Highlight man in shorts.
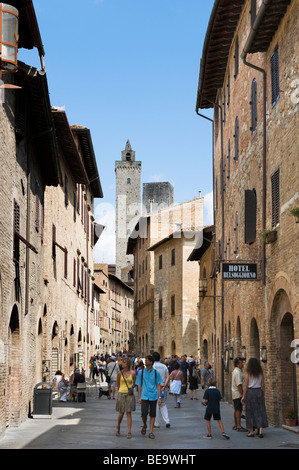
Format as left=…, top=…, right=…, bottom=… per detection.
left=106, top=356, right=119, bottom=399
left=231, top=357, right=247, bottom=431
left=136, top=355, right=163, bottom=439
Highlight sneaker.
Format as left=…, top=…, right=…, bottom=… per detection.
left=203, top=434, right=212, bottom=439
left=237, top=427, right=247, bottom=432
left=222, top=432, right=230, bottom=440
left=166, top=423, right=171, bottom=428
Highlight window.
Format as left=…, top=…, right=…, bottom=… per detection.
left=251, top=0, right=257, bottom=28
left=234, top=212, right=239, bottom=256
left=227, top=140, right=231, bottom=180
left=271, top=46, right=280, bottom=106
left=227, top=74, right=230, bottom=106
left=64, top=174, right=69, bottom=207
left=234, top=37, right=239, bottom=79
left=127, top=178, right=131, bottom=184
left=159, top=298, right=162, bottom=319
left=245, top=190, right=257, bottom=244
left=234, top=117, right=239, bottom=161
left=159, top=254, right=163, bottom=270
left=171, top=295, right=175, bottom=316
left=171, top=248, right=175, bottom=266
left=251, top=79, right=257, bottom=133
left=271, top=167, right=280, bottom=227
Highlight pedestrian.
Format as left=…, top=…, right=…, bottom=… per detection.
left=135, top=355, right=163, bottom=439
left=201, top=361, right=214, bottom=390
left=115, top=357, right=136, bottom=439
left=135, top=360, right=144, bottom=376
left=168, top=354, right=179, bottom=373
left=202, top=378, right=230, bottom=440
left=53, top=370, right=69, bottom=402
left=241, top=357, right=268, bottom=438
left=106, top=356, right=119, bottom=399
left=179, top=355, right=189, bottom=395
left=72, top=368, right=86, bottom=402
left=188, top=360, right=200, bottom=400
left=168, top=363, right=183, bottom=408
left=152, top=351, right=171, bottom=429
left=231, top=357, right=247, bottom=432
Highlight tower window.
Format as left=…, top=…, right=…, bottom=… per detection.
left=126, top=153, right=131, bottom=161
left=127, top=178, right=131, bottom=184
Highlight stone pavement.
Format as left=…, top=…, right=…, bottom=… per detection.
left=0, top=382, right=298, bottom=451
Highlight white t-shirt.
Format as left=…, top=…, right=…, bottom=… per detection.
left=232, top=367, right=244, bottom=399
left=106, top=361, right=119, bottom=381
left=153, top=361, right=168, bottom=383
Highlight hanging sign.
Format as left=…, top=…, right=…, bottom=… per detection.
left=222, top=263, right=257, bottom=280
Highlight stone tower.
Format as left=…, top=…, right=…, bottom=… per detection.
left=115, top=140, right=141, bottom=277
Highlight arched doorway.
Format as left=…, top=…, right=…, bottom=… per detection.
left=7, top=305, right=21, bottom=426
left=270, top=288, right=297, bottom=425
left=250, top=318, right=260, bottom=359
left=171, top=340, right=176, bottom=356
left=279, top=313, right=297, bottom=422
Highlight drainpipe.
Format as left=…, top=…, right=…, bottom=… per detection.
left=241, top=0, right=271, bottom=285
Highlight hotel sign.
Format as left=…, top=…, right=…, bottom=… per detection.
left=222, top=263, right=257, bottom=280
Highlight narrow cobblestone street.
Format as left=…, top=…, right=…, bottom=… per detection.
left=0, top=382, right=298, bottom=451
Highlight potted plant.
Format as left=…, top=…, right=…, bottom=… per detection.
left=289, top=207, right=299, bottom=223
left=260, top=228, right=277, bottom=244
left=284, top=408, right=297, bottom=426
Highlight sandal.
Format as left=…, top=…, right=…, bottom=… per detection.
left=141, top=426, right=147, bottom=435
left=149, top=432, right=155, bottom=439
left=116, top=429, right=120, bottom=436
left=127, top=432, right=132, bottom=439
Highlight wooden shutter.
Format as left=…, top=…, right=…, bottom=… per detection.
left=271, top=46, right=279, bottom=106
left=271, top=167, right=280, bottom=227
left=245, top=190, right=257, bottom=244
left=13, top=199, right=20, bottom=261
left=234, top=37, right=239, bottom=78
left=64, top=174, right=69, bottom=207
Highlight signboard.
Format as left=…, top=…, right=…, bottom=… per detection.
left=222, top=263, right=257, bottom=280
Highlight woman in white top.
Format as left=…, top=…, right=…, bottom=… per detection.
left=242, top=358, right=268, bottom=437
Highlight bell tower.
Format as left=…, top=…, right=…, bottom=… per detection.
left=115, top=140, right=141, bottom=278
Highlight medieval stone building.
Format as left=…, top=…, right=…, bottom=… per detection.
left=195, top=0, right=298, bottom=426
left=115, top=140, right=141, bottom=278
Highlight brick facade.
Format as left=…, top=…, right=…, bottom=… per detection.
left=196, top=0, right=299, bottom=425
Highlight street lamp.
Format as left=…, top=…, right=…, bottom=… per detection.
left=0, top=3, right=19, bottom=72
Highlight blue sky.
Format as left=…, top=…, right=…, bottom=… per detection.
left=19, top=0, right=214, bottom=263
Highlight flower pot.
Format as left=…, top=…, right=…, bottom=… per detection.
left=284, top=419, right=297, bottom=426
left=265, top=231, right=277, bottom=244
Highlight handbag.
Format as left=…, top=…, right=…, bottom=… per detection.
left=106, top=363, right=116, bottom=384
left=121, top=371, right=134, bottom=395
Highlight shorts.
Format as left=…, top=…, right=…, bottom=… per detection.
left=233, top=397, right=242, bottom=411
left=204, top=411, right=221, bottom=421
left=141, top=399, right=157, bottom=418
left=109, top=381, right=116, bottom=388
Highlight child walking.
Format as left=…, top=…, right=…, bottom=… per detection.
left=203, top=378, right=230, bottom=440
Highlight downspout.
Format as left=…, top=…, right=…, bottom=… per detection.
left=196, top=94, right=225, bottom=396
left=241, top=0, right=270, bottom=285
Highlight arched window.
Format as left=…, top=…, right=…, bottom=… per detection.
left=127, top=178, right=131, bottom=184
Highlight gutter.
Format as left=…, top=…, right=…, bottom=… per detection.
left=241, top=0, right=271, bottom=286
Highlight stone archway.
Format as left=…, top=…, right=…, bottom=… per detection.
left=270, top=288, right=297, bottom=425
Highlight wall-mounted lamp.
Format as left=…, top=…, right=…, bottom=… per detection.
left=260, top=345, right=267, bottom=363
left=241, top=345, right=246, bottom=360
left=0, top=3, right=19, bottom=72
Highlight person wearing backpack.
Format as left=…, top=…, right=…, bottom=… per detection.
left=135, top=355, right=163, bottom=439
left=106, top=356, right=119, bottom=399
